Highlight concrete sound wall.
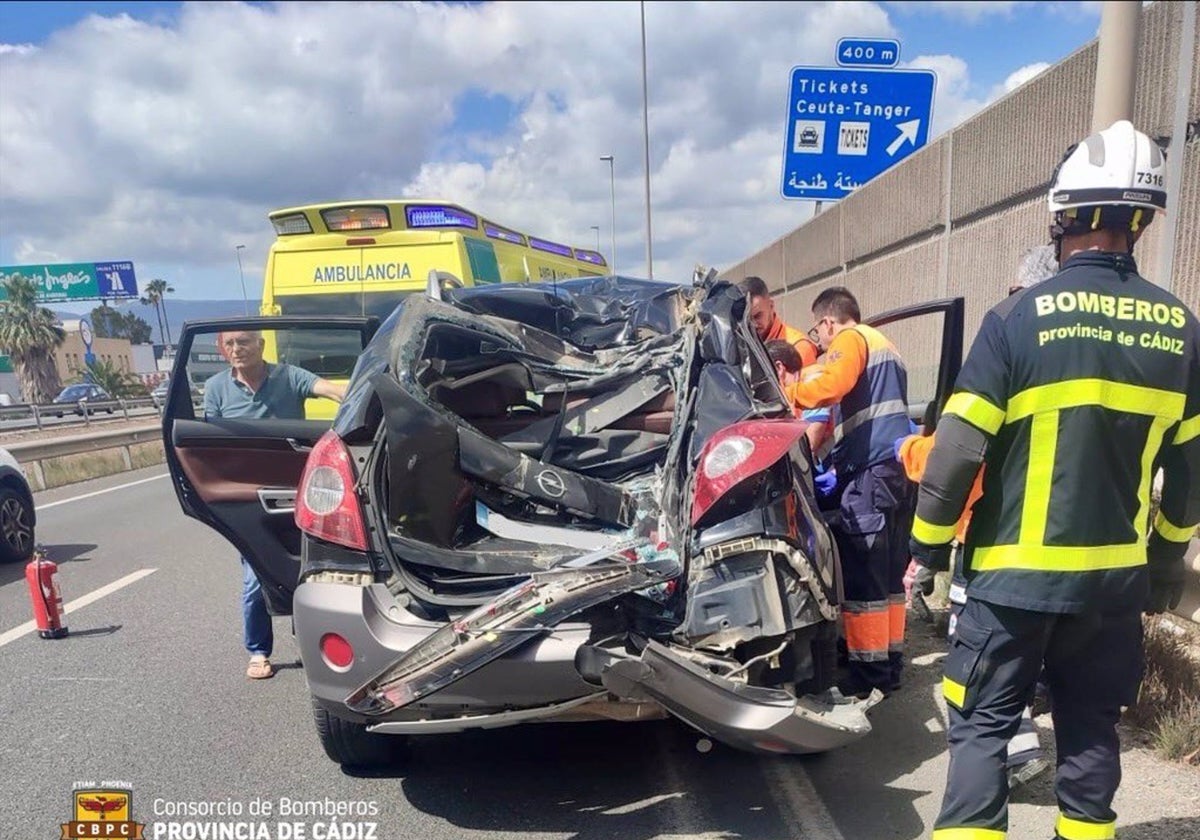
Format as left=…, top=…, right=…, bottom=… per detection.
left=723, top=1, right=1199, bottom=346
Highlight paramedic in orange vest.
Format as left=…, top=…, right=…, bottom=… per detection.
left=740, top=276, right=820, bottom=367
left=765, top=339, right=833, bottom=464
left=783, top=287, right=915, bottom=697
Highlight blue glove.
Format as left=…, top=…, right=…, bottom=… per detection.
left=814, top=467, right=838, bottom=498
left=894, top=420, right=921, bottom=461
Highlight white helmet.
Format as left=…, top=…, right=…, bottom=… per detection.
left=1048, top=120, right=1167, bottom=214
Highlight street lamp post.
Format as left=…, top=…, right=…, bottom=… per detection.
left=640, top=0, right=653, bottom=279
left=590, top=225, right=601, bottom=252
left=235, top=245, right=249, bottom=316
left=600, top=155, right=617, bottom=276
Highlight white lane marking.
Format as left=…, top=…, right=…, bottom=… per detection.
left=0, top=568, right=157, bottom=648
left=601, top=792, right=687, bottom=816
left=37, top=473, right=169, bottom=510
left=760, top=758, right=847, bottom=840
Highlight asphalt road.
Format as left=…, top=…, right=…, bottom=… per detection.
left=2, top=468, right=1196, bottom=840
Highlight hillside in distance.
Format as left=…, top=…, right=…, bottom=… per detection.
left=54, top=299, right=263, bottom=344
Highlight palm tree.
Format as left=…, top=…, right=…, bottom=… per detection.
left=69, top=357, right=144, bottom=398
left=0, top=273, right=65, bottom=403
left=140, top=278, right=175, bottom=346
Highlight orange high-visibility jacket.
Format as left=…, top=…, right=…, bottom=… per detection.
left=898, top=433, right=983, bottom=543
left=766, top=318, right=820, bottom=367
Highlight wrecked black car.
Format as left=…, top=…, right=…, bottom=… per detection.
left=163, top=273, right=961, bottom=768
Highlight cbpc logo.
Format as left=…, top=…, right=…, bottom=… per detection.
left=61, top=785, right=146, bottom=839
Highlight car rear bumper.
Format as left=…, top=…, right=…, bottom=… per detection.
left=294, top=580, right=877, bottom=754
left=293, top=581, right=598, bottom=724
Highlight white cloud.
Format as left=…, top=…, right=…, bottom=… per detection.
left=903, top=54, right=988, bottom=137
left=0, top=0, right=1075, bottom=295
left=996, top=62, right=1051, bottom=96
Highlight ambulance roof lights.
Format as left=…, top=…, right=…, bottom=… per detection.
left=405, top=204, right=478, bottom=230
left=322, top=206, right=391, bottom=232
left=574, top=249, right=606, bottom=266
left=271, top=213, right=314, bottom=236
left=484, top=222, right=526, bottom=245
left=530, top=237, right=573, bottom=258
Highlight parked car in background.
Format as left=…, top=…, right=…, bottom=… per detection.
left=161, top=272, right=964, bottom=769
left=151, top=379, right=202, bottom=407
left=51, top=383, right=114, bottom=417
left=0, top=447, right=35, bottom=563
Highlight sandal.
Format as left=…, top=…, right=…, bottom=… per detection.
left=246, top=657, right=275, bottom=680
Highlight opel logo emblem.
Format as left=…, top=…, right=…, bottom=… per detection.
left=536, top=469, right=566, bottom=498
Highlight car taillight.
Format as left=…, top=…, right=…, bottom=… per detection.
left=295, top=430, right=368, bottom=551
left=691, top=420, right=808, bottom=525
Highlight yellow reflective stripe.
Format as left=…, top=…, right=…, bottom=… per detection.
left=1019, top=411, right=1058, bottom=545
left=1176, top=413, right=1200, bottom=445
left=972, top=544, right=1145, bottom=572
left=944, top=392, right=1005, bottom=434
left=932, top=829, right=1006, bottom=840
left=943, top=676, right=966, bottom=709
left=1007, top=379, right=1186, bottom=423
left=1056, top=813, right=1115, bottom=840
left=913, top=515, right=957, bottom=545
left=1135, top=416, right=1172, bottom=540
left=1155, top=511, right=1196, bottom=543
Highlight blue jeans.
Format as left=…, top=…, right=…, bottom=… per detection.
left=241, top=557, right=273, bottom=658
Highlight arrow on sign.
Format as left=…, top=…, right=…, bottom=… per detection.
left=886, top=119, right=921, bottom=156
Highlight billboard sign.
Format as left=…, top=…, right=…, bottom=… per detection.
left=0, top=262, right=140, bottom=302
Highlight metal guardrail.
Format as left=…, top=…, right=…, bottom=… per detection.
left=0, top=396, right=164, bottom=430
left=5, top=422, right=162, bottom=462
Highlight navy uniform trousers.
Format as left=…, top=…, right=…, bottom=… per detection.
left=829, top=459, right=915, bottom=693
left=935, top=596, right=1144, bottom=838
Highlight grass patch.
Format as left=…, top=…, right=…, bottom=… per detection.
left=1126, top=616, right=1200, bottom=764
left=129, top=441, right=165, bottom=469
left=41, top=450, right=127, bottom=488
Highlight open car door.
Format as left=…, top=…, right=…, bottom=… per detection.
left=867, top=297, right=965, bottom=430
left=161, top=317, right=377, bottom=615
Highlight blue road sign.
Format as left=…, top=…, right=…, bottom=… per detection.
left=781, top=66, right=936, bottom=201
left=94, top=261, right=139, bottom=299
left=836, top=38, right=900, bottom=68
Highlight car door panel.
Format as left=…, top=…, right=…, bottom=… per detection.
left=162, top=316, right=377, bottom=616
left=173, top=418, right=318, bottom=504
left=866, top=297, right=964, bottom=429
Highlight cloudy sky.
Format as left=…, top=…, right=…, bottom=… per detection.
left=0, top=1, right=1103, bottom=310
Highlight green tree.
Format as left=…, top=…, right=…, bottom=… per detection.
left=69, top=357, right=145, bottom=398
left=120, top=312, right=153, bottom=344
left=90, top=304, right=123, bottom=339
left=89, top=305, right=153, bottom=344
left=140, top=278, right=175, bottom=346
left=0, top=273, right=65, bottom=404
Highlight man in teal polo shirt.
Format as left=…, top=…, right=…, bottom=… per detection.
left=204, top=329, right=346, bottom=679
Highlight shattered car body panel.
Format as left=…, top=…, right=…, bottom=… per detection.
left=304, top=274, right=877, bottom=754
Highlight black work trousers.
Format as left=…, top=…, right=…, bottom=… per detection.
left=934, top=597, right=1144, bottom=839
left=829, top=460, right=915, bottom=692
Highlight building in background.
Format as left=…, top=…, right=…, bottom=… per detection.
left=53, top=319, right=134, bottom=384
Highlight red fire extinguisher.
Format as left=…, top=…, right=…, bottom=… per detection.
left=26, top=549, right=68, bottom=639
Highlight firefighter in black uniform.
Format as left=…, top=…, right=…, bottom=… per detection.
left=910, top=120, right=1200, bottom=840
